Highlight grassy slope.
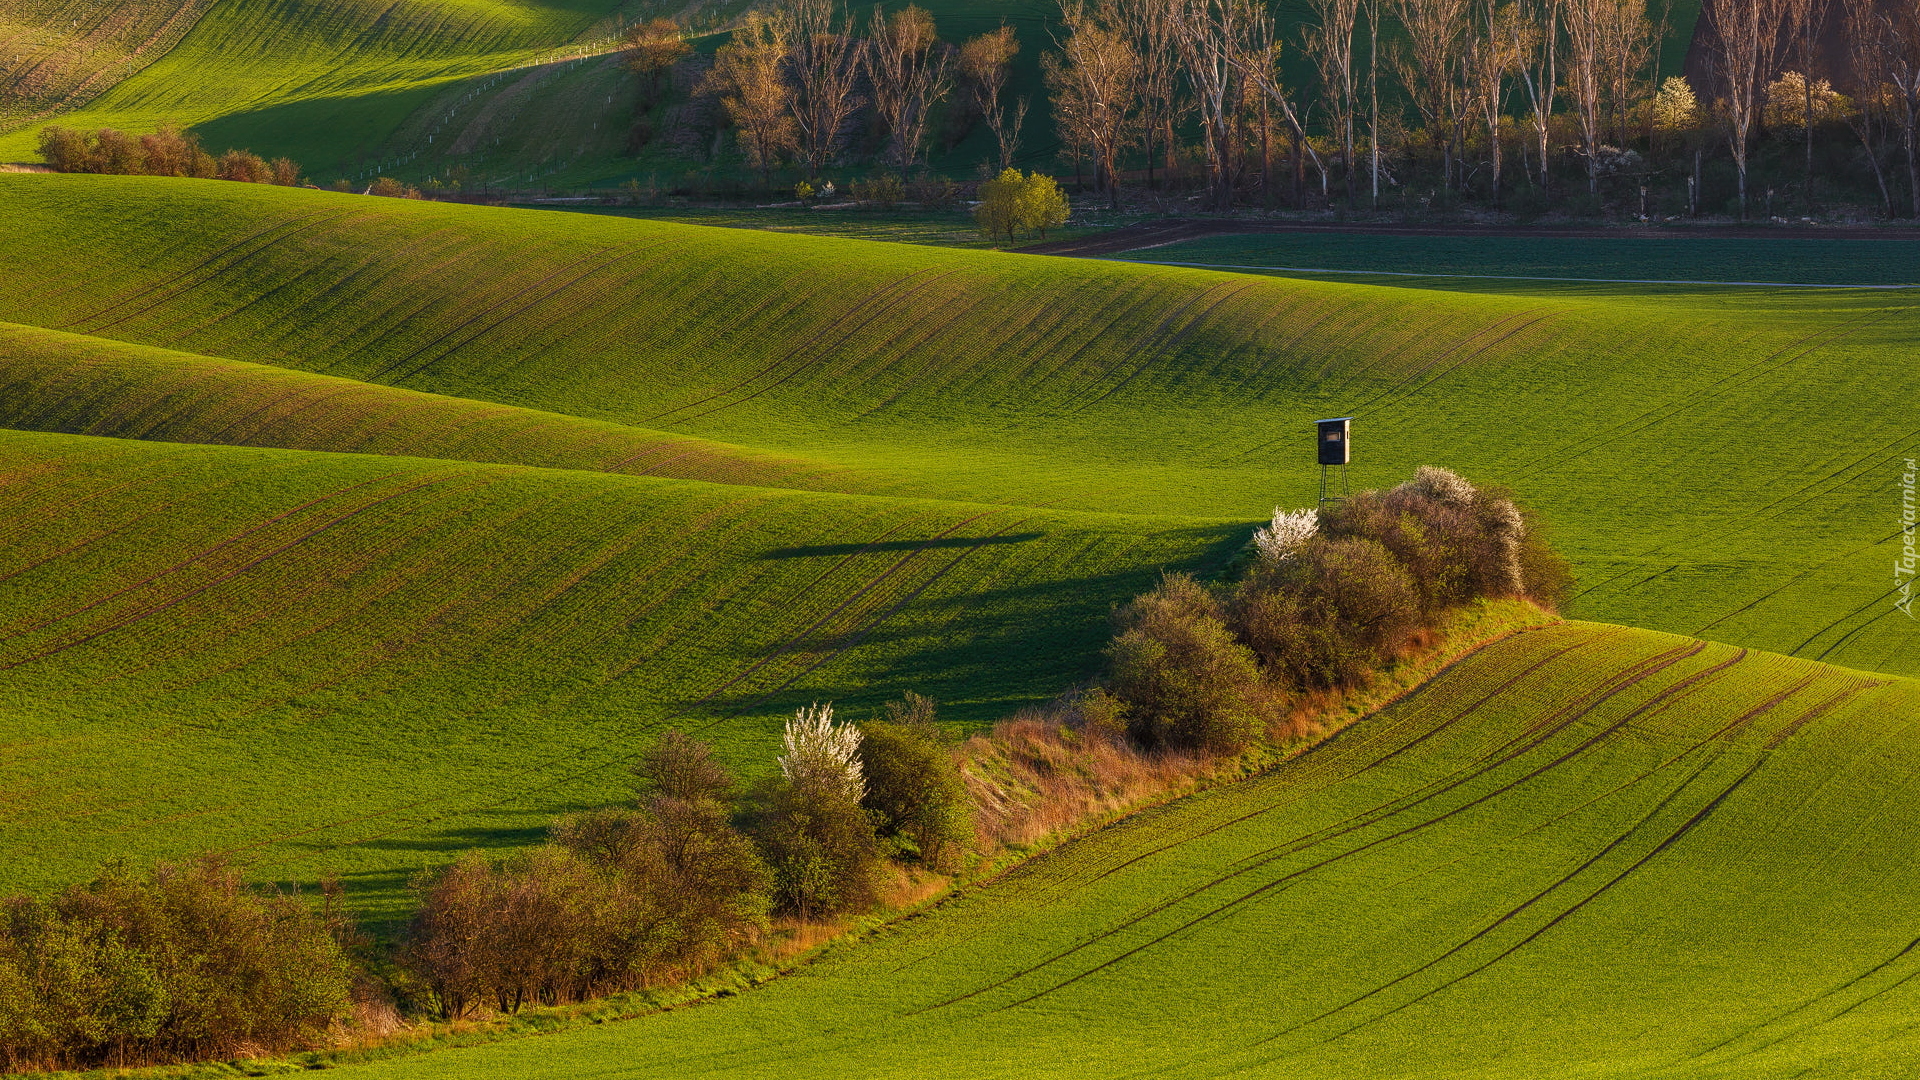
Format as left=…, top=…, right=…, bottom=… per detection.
left=1, top=174, right=1914, bottom=682
left=343, top=621, right=1920, bottom=1080
left=0, top=0, right=626, bottom=169
left=0, top=320, right=861, bottom=489
left=0, top=426, right=1233, bottom=919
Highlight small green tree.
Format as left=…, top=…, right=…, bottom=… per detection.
left=975, top=167, right=1022, bottom=241
left=859, top=693, right=972, bottom=869
left=1107, top=573, right=1267, bottom=754
left=975, top=169, right=1071, bottom=243
left=1015, top=171, right=1069, bottom=238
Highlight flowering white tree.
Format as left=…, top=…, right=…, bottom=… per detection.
left=1252, top=507, right=1319, bottom=565
left=778, top=702, right=864, bottom=801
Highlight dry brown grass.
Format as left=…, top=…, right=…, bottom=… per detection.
left=958, top=599, right=1556, bottom=860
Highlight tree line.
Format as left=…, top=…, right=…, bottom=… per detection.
left=0, top=466, right=1567, bottom=1072
left=36, top=124, right=302, bottom=186
left=624, top=0, right=1919, bottom=218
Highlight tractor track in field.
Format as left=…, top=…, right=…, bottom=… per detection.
left=357, top=246, right=642, bottom=385
left=245, top=512, right=1054, bottom=865
left=640, top=268, right=948, bottom=425
left=913, top=637, right=1719, bottom=1016
left=1296, top=746, right=1780, bottom=1055
left=0, top=467, right=413, bottom=639
left=216, top=507, right=1040, bottom=864
left=999, top=625, right=1618, bottom=913
left=0, top=469, right=470, bottom=670
left=653, top=271, right=965, bottom=427
left=1512, top=306, right=1897, bottom=483
left=1065, top=280, right=1264, bottom=416
left=1266, top=666, right=1841, bottom=1047
left=57, top=211, right=371, bottom=337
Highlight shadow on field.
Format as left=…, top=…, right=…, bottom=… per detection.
left=764, top=533, right=1046, bottom=558
left=711, top=523, right=1252, bottom=730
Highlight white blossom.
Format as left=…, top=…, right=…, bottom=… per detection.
left=778, top=702, right=864, bottom=800
left=1252, top=507, right=1319, bottom=565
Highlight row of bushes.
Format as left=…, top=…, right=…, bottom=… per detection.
left=1106, top=467, right=1571, bottom=755
left=400, top=698, right=970, bottom=1018
left=0, top=860, right=355, bottom=1072
left=0, top=466, right=1565, bottom=1069
left=36, top=125, right=300, bottom=186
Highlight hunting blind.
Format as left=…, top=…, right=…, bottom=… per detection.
left=1317, top=417, right=1352, bottom=506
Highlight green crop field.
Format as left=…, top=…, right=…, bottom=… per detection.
left=338, top=621, right=1920, bottom=1080
left=1, top=175, right=1913, bottom=686
left=1, top=169, right=1916, bottom=1074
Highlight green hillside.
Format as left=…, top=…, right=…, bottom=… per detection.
left=0, top=426, right=1232, bottom=920
left=1, top=174, right=1913, bottom=682
left=340, top=622, right=1920, bottom=1080
left=0, top=0, right=631, bottom=170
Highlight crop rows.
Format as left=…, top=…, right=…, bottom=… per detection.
left=333, top=623, right=1920, bottom=1080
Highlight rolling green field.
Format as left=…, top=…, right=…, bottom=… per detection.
left=0, top=425, right=1234, bottom=920
left=1, top=175, right=1913, bottom=685
left=2, top=170, right=1917, bottom=1075
left=340, top=621, right=1920, bottom=1080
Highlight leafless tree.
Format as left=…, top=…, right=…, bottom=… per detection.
left=1703, top=0, right=1802, bottom=218
left=1241, top=6, right=1331, bottom=200
left=1465, top=0, right=1520, bottom=202
left=781, top=0, right=864, bottom=180
left=1044, top=0, right=1139, bottom=208
left=700, top=16, right=798, bottom=192
left=960, top=25, right=1026, bottom=170
left=1512, top=0, right=1560, bottom=188
left=1119, top=0, right=1186, bottom=187
left=1563, top=0, right=1608, bottom=192
left=1874, top=0, right=1920, bottom=217
left=1394, top=0, right=1469, bottom=191
left=1303, top=0, right=1361, bottom=205
left=869, top=4, right=953, bottom=169
left=1172, top=0, right=1258, bottom=210
left=1841, top=0, right=1897, bottom=215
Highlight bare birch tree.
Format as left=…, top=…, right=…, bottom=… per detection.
left=1842, top=0, right=1897, bottom=215
left=1242, top=6, right=1331, bottom=201
left=1512, top=0, right=1559, bottom=188
left=869, top=5, right=953, bottom=169
left=1465, top=0, right=1520, bottom=202
left=1394, top=0, right=1469, bottom=191
left=1703, top=0, right=1799, bottom=218
left=1563, top=0, right=1608, bottom=192
left=1121, top=0, right=1186, bottom=187
left=960, top=25, right=1026, bottom=170
left=1044, top=0, right=1139, bottom=208
left=1303, top=0, right=1361, bottom=205
left=1171, top=0, right=1253, bottom=209
left=701, top=17, right=798, bottom=192
left=781, top=0, right=864, bottom=180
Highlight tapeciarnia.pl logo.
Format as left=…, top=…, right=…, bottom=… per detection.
left=1900, top=458, right=1917, bottom=620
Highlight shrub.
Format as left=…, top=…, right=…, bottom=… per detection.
left=852, top=172, right=905, bottom=208
left=975, top=168, right=1070, bottom=242
left=1231, top=537, right=1421, bottom=691
left=37, top=125, right=289, bottom=185
left=1107, top=573, right=1267, bottom=754
left=0, top=858, right=353, bottom=1071
left=218, top=150, right=271, bottom=184
left=859, top=693, right=972, bottom=869
left=367, top=176, right=421, bottom=199
left=754, top=704, right=882, bottom=917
